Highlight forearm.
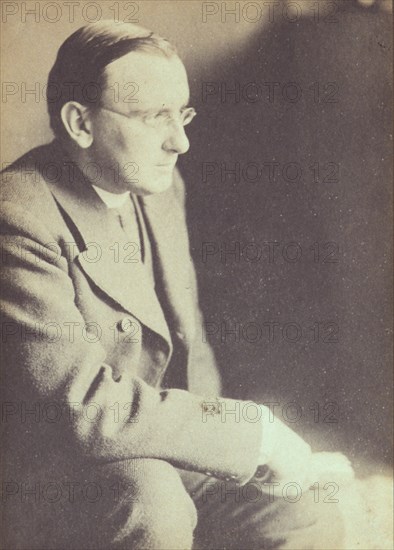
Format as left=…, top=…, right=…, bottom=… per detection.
left=1, top=203, right=262, bottom=484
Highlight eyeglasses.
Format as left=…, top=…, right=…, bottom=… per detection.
left=98, top=105, right=197, bottom=129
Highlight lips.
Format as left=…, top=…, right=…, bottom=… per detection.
left=156, top=157, right=177, bottom=168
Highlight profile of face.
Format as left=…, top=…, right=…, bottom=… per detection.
left=85, top=51, right=191, bottom=195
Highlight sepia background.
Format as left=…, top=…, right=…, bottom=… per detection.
left=1, top=0, right=392, bottom=505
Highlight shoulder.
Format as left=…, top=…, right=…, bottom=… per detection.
left=0, top=142, right=67, bottom=241
left=1, top=142, right=61, bottom=207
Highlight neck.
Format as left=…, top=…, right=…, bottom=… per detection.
left=92, top=184, right=130, bottom=208
left=59, top=139, right=127, bottom=194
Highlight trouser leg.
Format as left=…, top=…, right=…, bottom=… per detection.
left=179, top=470, right=347, bottom=550
left=2, top=459, right=197, bottom=550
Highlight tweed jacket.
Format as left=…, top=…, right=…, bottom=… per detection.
left=0, top=141, right=262, bottom=485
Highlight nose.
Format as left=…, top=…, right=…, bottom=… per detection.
left=162, top=121, right=190, bottom=155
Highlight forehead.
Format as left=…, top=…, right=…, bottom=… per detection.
left=102, top=51, right=189, bottom=108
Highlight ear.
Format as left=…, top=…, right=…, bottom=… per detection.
left=60, top=101, right=94, bottom=149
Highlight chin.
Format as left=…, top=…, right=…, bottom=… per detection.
left=132, top=174, right=174, bottom=196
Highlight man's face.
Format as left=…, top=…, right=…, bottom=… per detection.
left=87, top=51, right=191, bottom=195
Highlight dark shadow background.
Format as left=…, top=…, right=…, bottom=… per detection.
left=179, top=0, right=392, bottom=467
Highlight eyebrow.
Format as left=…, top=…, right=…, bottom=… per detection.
left=153, top=102, right=191, bottom=114
left=126, top=99, right=191, bottom=117
left=160, top=96, right=191, bottom=110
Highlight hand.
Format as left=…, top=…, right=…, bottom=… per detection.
left=258, top=406, right=313, bottom=488
left=305, top=451, right=355, bottom=488
left=257, top=406, right=354, bottom=490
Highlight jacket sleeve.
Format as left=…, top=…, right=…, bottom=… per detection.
left=0, top=198, right=262, bottom=484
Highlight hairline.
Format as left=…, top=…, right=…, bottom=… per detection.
left=47, top=23, right=180, bottom=139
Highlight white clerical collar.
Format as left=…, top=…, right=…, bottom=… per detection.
left=92, top=184, right=131, bottom=209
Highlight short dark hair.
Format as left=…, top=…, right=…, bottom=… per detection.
left=46, top=21, right=177, bottom=139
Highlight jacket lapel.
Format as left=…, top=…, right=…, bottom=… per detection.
left=44, top=143, right=171, bottom=344
left=140, top=192, right=196, bottom=347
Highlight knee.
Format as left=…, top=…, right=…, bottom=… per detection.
left=114, top=459, right=197, bottom=550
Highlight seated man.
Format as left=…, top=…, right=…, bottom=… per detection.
left=0, top=20, right=353, bottom=549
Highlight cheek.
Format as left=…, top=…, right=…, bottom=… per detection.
left=122, top=135, right=163, bottom=167
left=92, top=120, right=163, bottom=168
left=108, top=127, right=133, bottom=153
left=93, top=119, right=129, bottom=154
left=96, top=134, right=137, bottom=173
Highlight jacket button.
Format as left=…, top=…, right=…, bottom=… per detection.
left=154, top=350, right=166, bottom=363
left=118, top=317, right=133, bottom=332
left=254, top=464, right=270, bottom=480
